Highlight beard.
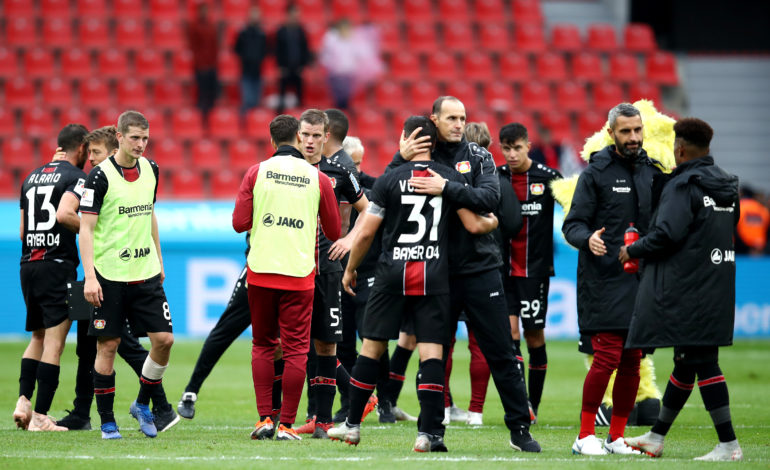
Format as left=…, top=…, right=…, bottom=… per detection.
left=615, top=139, right=643, bottom=158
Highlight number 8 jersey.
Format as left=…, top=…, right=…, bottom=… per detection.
left=369, top=161, right=464, bottom=296
left=19, top=161, right=87, bottom=266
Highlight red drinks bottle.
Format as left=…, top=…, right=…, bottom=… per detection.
left=624, top=223, right=639, bottom=273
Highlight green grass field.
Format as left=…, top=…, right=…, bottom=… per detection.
left=0, top=339, right=767, bottom=469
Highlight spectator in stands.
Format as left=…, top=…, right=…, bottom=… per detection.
left=529, top=128, right=561, bottom=171
left=234, top=7, right=268, bottom=115
left=188, top=2, right=220, bottom=125
left=736, top=186, right=770, bottom=255
left=275, top=4, right=312, bottom=114
left=319, top=19, right=358, bottom=110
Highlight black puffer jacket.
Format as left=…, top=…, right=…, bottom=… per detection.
left=626, top=156, right=739, bottom=348
left=562, top=146, right=663, bottom=333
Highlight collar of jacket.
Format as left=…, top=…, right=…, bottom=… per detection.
left=589, top=145, right=655, bottom=170
left=671, top=155, right=714, bottom=176
left=272, top=145, right=305, bottom=160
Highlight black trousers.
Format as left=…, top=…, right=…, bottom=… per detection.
left=336, top=271, right=374, bottom=375
left=278, top=68, right=304, bottom=112
left=185, top=267, right=251, bottom=394
left=450, top=269, right=531, bottom=432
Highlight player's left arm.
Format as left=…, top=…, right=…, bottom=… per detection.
left=329, top=193, right=370, bottom=261
left=19, top=209, right=24, bottom=241
left=56, top=192, right=81, bottom=233
left=151, top=210, right=165, bottom=283
left=342, top=208, right=382, bottom=296
left=456, top=208, right=498, bottom=235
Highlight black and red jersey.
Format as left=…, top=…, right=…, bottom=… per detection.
left=498, top=162, right=562, bottom=278
left=19, top=161, right=87, bottom=266
left=369, top=161, right=463, bottom=296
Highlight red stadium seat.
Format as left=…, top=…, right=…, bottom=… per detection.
left=520, top=82, right=553, bottom=113
left=512, top=0, right=543, bottom=24
left=624, top=23, right=657, bottom=53
left=42, top=19, right=74, bottom=48
left=23, top=107, right=55, bottom=140
left=115, top=19, right=148, bottom=51
left=148, top=138, right=185, bottom=170
left=608, top=53, right=640, bottom=83
left=502, top=110, right=538, bottom=141
left=483, top=82, right=516, bottom=112
left=41, top=0, right=72, bottom=17
left=42, top=79, right=74, bottom=109
left=172, top=108, right=204, bottom=140
left=117, top=79, right=148, bottom=109
left=61, top=48, right=92, bottom=80
left=170, top=169, right=205, bottom=199
left=6, top=17, right=38, bottom=48
left=245, top=109, right=274, bottom=139
left=514, top=24, right=547, bottom=54
left=406, top=24, right=439, bottom=54
left=438, top=0, right=470, bottom=24
left=191, top=139, right=222, bottom=170
left=442, top=23, right=474, bottom=53
left=77, top=0, right=108, bottom=18
left=259, top=0, right=287, bottom=18
left=332, top=0, right=363, bottom=22
left=0, top=108, right=16, bottom=137
left=80, top=78, right=112, bottom=109
left=0, top=170, right=16, bottom=197
left=463, top=53, right=494, bottom=83
left=24, top=48, right=56, bottom=79
left=153, top=81, right=187, bottom=109
left=402, top=0, right=435, bottom=23
left=97, top=49, right=130, bottom=79
left=540, top=111, right=574, bottom=143
left=645, top=51, right=679, bottom=85
left=390, top=52, right=422, bottom=83
left=629, top=82, right=662, bottom=105
left=141, top=108, right=167, bottom=140
left=96, top=107, right=121, bottom=128
left=578, top=111, right=608, bottom=139
left=210, top=170, right=242, bottom=199
left=134, top=49, right=166, bottom=80
left=409, top=81, right=440, bottom=112
left=446, top=82, right=478, bottom=111
left=570, top=52, right=604, bottom=84
left=427, top=52, right=458, bottom=80
left=478, top=24, right=510, bottom=54
left=60, top=107, right=92, bottom=130
left=355, top=111, right=388, bottom=140
left=210, top=108, right=241, bottom=140
left=149, top=0, right=181, bottom=20
left=0, top=48, right=20, bottom=79
left=592, top=81, right=625, bottom=112
left=4, top=0, right=35, bottom=16
left=303, top=22, right=326, bottom=51
left=172, top=50, right=194, bottom=78
left=499, top=52, right=531, bottom=84
left=114, top=0, right=143, bottom=16
left=366, top=0, right=398, bottom=23
left=2, top=138, right=38, bottom=173
left=476, top=0, right=506, bottom=24
left=222, top=0, right=251, bottom=21
left=218, top=51, right=240, bottom=82
left=374, top=81, right=405, bottom=111
left=151, top=20, right=186, bottom=51
left=550, top=24, right=582, bottom=53
left=587, top=23, right=618, bottom=53
left=79, top=19, right=110, bottom=50
left=556, top=81, right=588, bottom=112
left=377, top=23, right=402, bottom=54
left=535, top=52, right=567, bottom=83
left=5, top=78, right=36, bottom=108
left=230, top=139, right=259, bottom=170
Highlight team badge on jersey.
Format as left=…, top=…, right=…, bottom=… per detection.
left=530, top=183, right=545, bottom=195
left=94, top=319, right=106, bottom=329
left=456, top=161, right=471, bottom=173
left=329, top=177, right=336, bottom=188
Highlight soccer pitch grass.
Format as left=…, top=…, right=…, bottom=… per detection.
left=0, top=339, right=767, bottom=469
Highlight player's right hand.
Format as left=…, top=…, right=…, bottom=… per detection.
left=84, top=277, right=103, bottom=307
left=399, top=128, right=432, bottom=161
left=589, top=227, right=607, bottom=256
left=342, top=269, right=357, bottom=296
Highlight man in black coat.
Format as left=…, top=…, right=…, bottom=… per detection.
left=621, top=118, right=742, bottom=461
left=234, top=8, right=268, bottom=115
left=563, top=102, right=663, bottom=455
left=275, top=4, right=312, bottom=114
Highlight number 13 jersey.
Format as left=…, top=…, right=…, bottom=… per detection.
left=368, top=161, right=464, bottom=296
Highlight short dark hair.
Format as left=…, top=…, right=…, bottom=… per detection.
left=464, top=122, right=491, bottom=149
left=57, top=124, right=89, bottom=152
left=608, top=103, right=641, bottom=129
left=499, top=122, right=529, bottom=145
left=270, top=114, right=299, bottom=145
left=674, top=117, right=714, bottom=149
left=299, top=108, right=329, bottom=132
left=85, top=126, right=119, bottom=153
left=403, top=116, right=437, bottom=148
left=431, top=96, right=461, bottom=116
left=324, top=109, right=349, bottom=142
left=117, top=110, right=149, bottom=134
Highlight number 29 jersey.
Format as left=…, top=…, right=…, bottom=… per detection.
left=19, top=161, right=87, bottom=266
left=369, top=161, right=463, bottom=296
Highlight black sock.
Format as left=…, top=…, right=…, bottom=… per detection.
left=376, top=351, right=390, bottom=397
left=305, top=347, right=317, bottom=418
left=417, top=358, right=445, bottom=436
left=137, top=375, right=162, bottom=406
left=336, top=359, right=350, bottom=408
left=94, top=371, right=116, bottom=426
left=385, top=345, right=413, bottom=406
left=314, top=356, right=337, bottom=423
left=73, top=363, right=94, bottom=418
left=19, top=358, right=39, bottom=400
left=697, top=362, right=736, bottom=442
left=651, top=365, right=695, bottom=436
left=272, top=359, right=284, bottom=414
left=527, top=344, right=547, bottom=412
left=150, top=383, right=171, bottom=412
left=347, top=355, right=379, bottom=426
left=33, top=362, right=60, bottom=415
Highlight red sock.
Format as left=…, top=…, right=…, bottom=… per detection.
left=579, top=411, right=596, bottom=438
left=468, top=330, right=490, bottom=413
left=608, top=415, right=628, bottom=441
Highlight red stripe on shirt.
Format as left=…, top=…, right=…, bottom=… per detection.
left=509, top=172, right=529, bottom=277
left=403, top=260, right=426, bottom=296
left=30, top=248, right=46, bottom=261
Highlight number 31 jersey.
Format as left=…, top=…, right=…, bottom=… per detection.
left=19, top=161, right=87, bottom=266
left=369, top=161, right=463, bottom=296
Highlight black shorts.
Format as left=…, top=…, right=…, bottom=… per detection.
left=362, top=290, right=451, bottom=345
left=503, top=276, right=549, bottom=330
left=674, top=345, right=719, bottom=366
left=311, top=271, right=342, bottom=342
left=89, top=271, right=172, bottom=337
left=20, top=261, right=76, bottom=331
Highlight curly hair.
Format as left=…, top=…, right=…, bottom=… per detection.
left=673, top=117, right=713, bottom=149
